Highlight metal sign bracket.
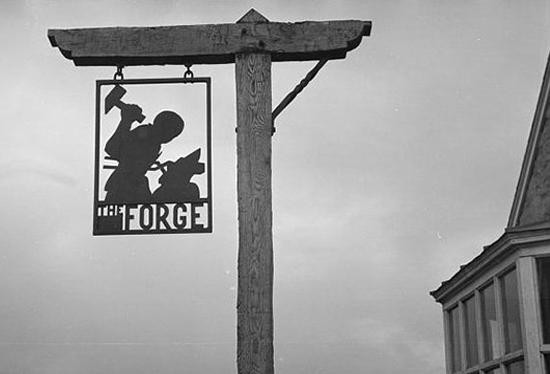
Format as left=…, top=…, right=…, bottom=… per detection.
left=271, top=59, right=329, bottom=135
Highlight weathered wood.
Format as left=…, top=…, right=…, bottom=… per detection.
left=48, top=11, right=371, bottom=66
left=235, top=52, right=274, bottom=374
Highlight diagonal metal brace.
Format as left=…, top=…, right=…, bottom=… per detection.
left=271, top=59, right=329, bottom=135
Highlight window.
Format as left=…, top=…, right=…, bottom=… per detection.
left=481, top=283, right=499, bottom=361
left=464, top=296, right=479, bottom=367
left=537, top=257, right=550, bottom=343
left=444, top=267, right=524, bottom=374
left=449, top=306, right=462, bottom=373
left=538, top=258, right=550, bottom=374
left=501, top=269, right=522, bottom=354
left=505, top=360, right=525, bottom=374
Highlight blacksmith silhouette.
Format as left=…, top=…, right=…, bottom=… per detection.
left=104, top=103, right=184, bottom=203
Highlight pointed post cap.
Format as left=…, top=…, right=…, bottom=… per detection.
left=237, top=9, right=270, bottom=23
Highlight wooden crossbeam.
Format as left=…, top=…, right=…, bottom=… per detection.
left=48, top=11, right=370, bottom=66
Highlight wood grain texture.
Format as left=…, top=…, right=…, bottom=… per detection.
left=47, top=19, right=371, bottom=66
left=235, top=52, right=274, bottom=374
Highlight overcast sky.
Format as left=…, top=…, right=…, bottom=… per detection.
left=1, top=1, right=549, bottom=373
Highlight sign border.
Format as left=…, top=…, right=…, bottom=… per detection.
left=93, top=77, right=213, bottom=236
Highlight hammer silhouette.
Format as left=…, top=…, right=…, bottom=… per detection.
left=105, top=85, right=145, bottom=122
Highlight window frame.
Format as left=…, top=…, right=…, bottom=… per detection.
left=447, top=302, right=464, bottom=373
left=500, top=267, right=523, bottom=355
left=534, top=255, right=550, bottom=374
left=443, top=264, right=524, bottom=374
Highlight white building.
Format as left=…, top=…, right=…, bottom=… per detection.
left=431, top=54, right=550, bottom=374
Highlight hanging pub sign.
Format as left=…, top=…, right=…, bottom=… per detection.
left=93, top=77, right=212, bottom=235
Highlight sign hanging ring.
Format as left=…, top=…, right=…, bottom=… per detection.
left=184, top=64, right=194, bottom=79
left=113, top=65, right=124, bottom=80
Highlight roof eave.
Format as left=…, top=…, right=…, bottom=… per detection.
left=430, top=225, right=550, bottom=304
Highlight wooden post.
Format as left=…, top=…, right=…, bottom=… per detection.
left=235, top=52, right=274, bottom=374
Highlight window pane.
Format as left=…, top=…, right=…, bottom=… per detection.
left=506, top=360, right=524, bottom=374
left=501, top=269, right=523, bottom=353
left=537, top=257, right=550, bottom=343
left=448, top=306, right=462, bottom=372
left=485, top=368, right=501, bottom=374
left=464, top=296, right=479, bottom=367
left=545, top=354, right=550, bottom=374
left=481, top=283, right=499, bottom=361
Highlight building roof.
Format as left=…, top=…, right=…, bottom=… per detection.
left=431, top=53, right=550, bottom=303
left=430, top=224, right=550, bottom=303
left=508, top=53, right=550, bottom=227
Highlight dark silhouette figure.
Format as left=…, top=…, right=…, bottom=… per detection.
left=152, top=149, right=205, bottom=202
left=104, top=104, right=184, bottom=203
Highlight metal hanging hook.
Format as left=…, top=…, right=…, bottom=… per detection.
left=184, top=64, right=194, bottom=79
left=113, top=65, right=124, bottom=80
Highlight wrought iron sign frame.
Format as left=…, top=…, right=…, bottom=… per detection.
left=93, top=77, right=213, bottom=236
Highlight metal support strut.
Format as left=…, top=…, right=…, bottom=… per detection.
left=271, top=59, right=329, bottom=135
